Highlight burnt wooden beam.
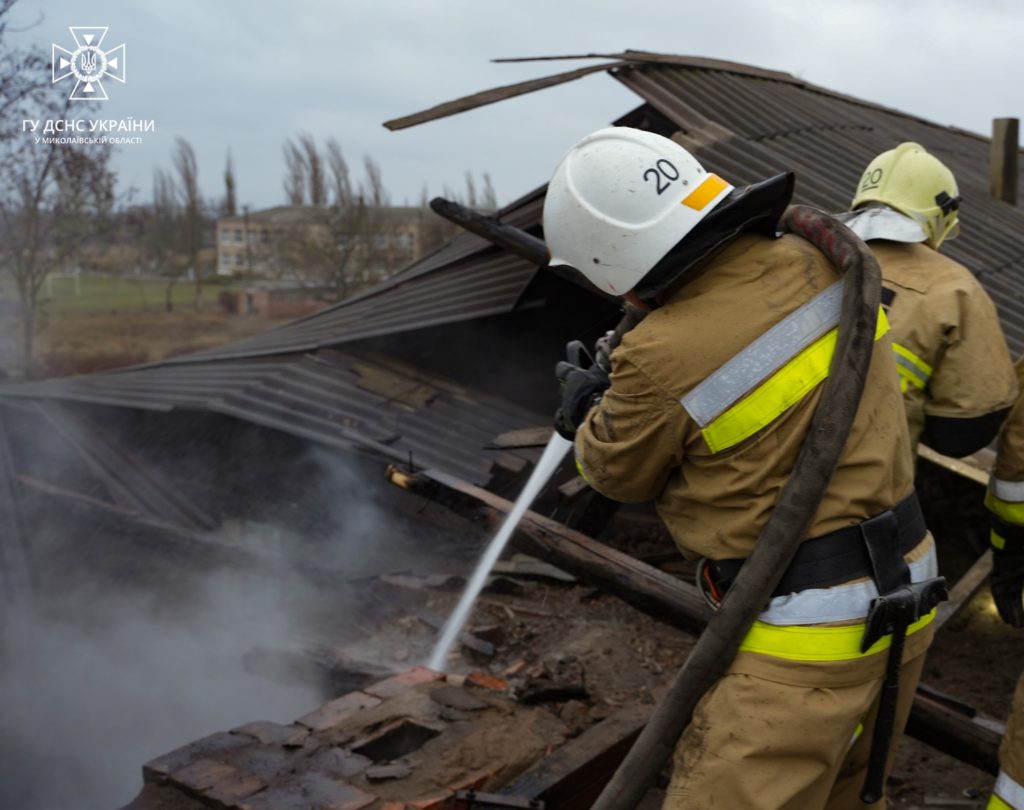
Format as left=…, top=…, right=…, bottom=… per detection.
left=430, top=197, right=548, bottom=266
left=390, top=465, right=713, bottom=636
left=383, top=62, right=627, bottom=131
left=906, top=691, right=1000, bottom=774
left=428, top=198, right=618, bottom=302
left=991, top=117, right=1019, bottom=205
left=387, top=465, right=1005, bottom=773
left=499, top=705, right=651, bottom=808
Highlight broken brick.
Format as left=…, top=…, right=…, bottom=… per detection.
left=364, top=666, right=445, bottom=700
left=204, top=770, right=266, bottom=805
left=238, top=772, right=375, bottom=810
left=296, top=691, right=382, bottom=732
left=231, top=720, right=309, bottom=748
left=143, top=732, right=252, bottom=784
left=407, top=792, right=454, bottom=810
left=465, top=672, right=508, bottom=691
left=172, top=758, right=238, bottom=794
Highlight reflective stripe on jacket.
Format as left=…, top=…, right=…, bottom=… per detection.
left=575, top=232, right=914, bottom=561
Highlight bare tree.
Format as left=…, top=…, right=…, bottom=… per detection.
left=325, top=138, right=352, bottom=208
left=481, top=172, right=497, bottom=211
left=0, top=2, right=120, bottom=376
left=298, top=133, right=326, bottom=207
left=222, top=150, right=237, bottom=218
left=171, top=137, right=204, bottom=310
left=147, top=168, right=183, bottom=311
left=361, top=156, right=389, bottom=207
left=282, top=139, right=305, bottom=205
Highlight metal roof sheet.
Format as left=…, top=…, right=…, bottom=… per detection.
left=2, top=349, right=543, bottom=486
left=613, top=63, right=1024, bottom=353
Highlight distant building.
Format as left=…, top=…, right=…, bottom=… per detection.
left=217, top=280, right=332, bottom=319
left=215, top=205, right=428, bottom=282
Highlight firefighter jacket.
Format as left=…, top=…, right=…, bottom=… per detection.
left=872, top=241, right=1017, bottom=456
left=985, top=357, right=1024, bottom=809
left=575, top=231, right=915, bottom=563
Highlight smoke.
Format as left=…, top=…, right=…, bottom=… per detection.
left=0, top=565, right=322, bottom=810
left=0, top=410, right=489, bottom=810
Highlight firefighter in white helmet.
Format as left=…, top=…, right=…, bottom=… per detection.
left=547, top=127, right=938, bottom=809
left=838, top=142, right=1017, bottom=457
left=984, top=357, right=1024, bottom=809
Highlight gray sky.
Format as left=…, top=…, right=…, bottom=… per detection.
left=7, top=0, right=1023, bottom=211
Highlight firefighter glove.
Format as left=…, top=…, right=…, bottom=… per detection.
left=991, top=535, right=1024, bottom=628
left=554, top=340, right=610, bottom=440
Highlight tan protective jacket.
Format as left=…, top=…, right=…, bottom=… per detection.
left=993, top=358, right=1024, bottom=484
left=872, top=241, right=1017, bottom=451
left=987, top=358, right=1024, bottom=801
left=576, top=232, right=914, bottom=561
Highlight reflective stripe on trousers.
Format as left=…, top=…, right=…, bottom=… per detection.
left=681, top=280, right=890, bottom=453
left=990, top=771, right=1024, bottom=809
left=737, top=543, right=938, bottom=663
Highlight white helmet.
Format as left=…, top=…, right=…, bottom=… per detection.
left=543, top=127, right=734, bottom=296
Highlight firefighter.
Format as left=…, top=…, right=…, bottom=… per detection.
left=548, top=127, right=941, bottom=810
left=984, top=357, right=1024, bottom=809
left=839, top=142, right=1017, bottom=457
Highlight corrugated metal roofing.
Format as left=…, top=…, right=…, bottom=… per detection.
left=6, top=52, right=1024, bottom=483
left=2, top=350, right=543, bottom=486
left=612, top=62, right=1024, bottom=352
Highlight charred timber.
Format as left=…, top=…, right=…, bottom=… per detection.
left=429, top=197, right=549, bottom=266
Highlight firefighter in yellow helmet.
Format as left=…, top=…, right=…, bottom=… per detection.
left=839, top=142, right=1017, bottom=457
left=984, top=357, right=1024, bottom=809
left=547, top=127, right=941, bottom=809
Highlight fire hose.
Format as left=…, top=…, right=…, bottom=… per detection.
left=589, top=205, right=886, bottom=810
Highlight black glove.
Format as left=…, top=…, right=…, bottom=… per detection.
left=991, top=527, right=1024, bottom=628
left=554, top=340, right=611, bottom=440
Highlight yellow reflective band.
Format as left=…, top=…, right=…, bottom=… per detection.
left=739, top=609, right=935, bottom=662
left=701, top=309, right=889, bottom=453
left=988, top=793, right=1014, bottom=809
left=892, top=343, right=931, bottom=391
left=682, top=174, right=728, bottom=211
left=575, top=455, right=589, bottom=483
left=992, top=530, right=1007, bottom=551
left=848, top=720, right=864, bottom=750
left=896, top=364, right=926, bottom=391
left=893, top=343, right=933, bottom=377
left=986, top=490, right=1024, bottom=525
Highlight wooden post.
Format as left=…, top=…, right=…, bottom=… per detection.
left=991, top=117, right=1019, bottom=205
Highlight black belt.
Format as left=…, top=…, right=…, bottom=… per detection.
left=710, top=493, right=927, bottom=598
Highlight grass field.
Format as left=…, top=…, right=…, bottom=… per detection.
left=0, top=274, right=288, bottom=378
left=36, top=275, right=229, bottom=315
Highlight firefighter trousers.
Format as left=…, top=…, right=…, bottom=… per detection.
left=663, top=634, right=931, bottom=810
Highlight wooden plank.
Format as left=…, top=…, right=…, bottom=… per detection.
left=990, top=117, right=1020, bottom=205
left=917, top=444, right=991, bottom=487
left=414, top=466, right=714, bottom=636
left=499, top=705, right=651, bottom=807
left=383, top=62, right=627, bottom=131
left=934, top=550, right=993, bottom=632
left=905, top=692, right=1001, bottom=775
left=490, top=426, right=553, bottom=450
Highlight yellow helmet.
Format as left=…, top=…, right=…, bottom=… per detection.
left=850, top=142, right=961, bottom=249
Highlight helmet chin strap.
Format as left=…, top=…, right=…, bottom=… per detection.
left=634, top=172, right=796, bottom=307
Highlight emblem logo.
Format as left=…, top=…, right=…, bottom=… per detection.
left=52, top=26, right=126, bottom=101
